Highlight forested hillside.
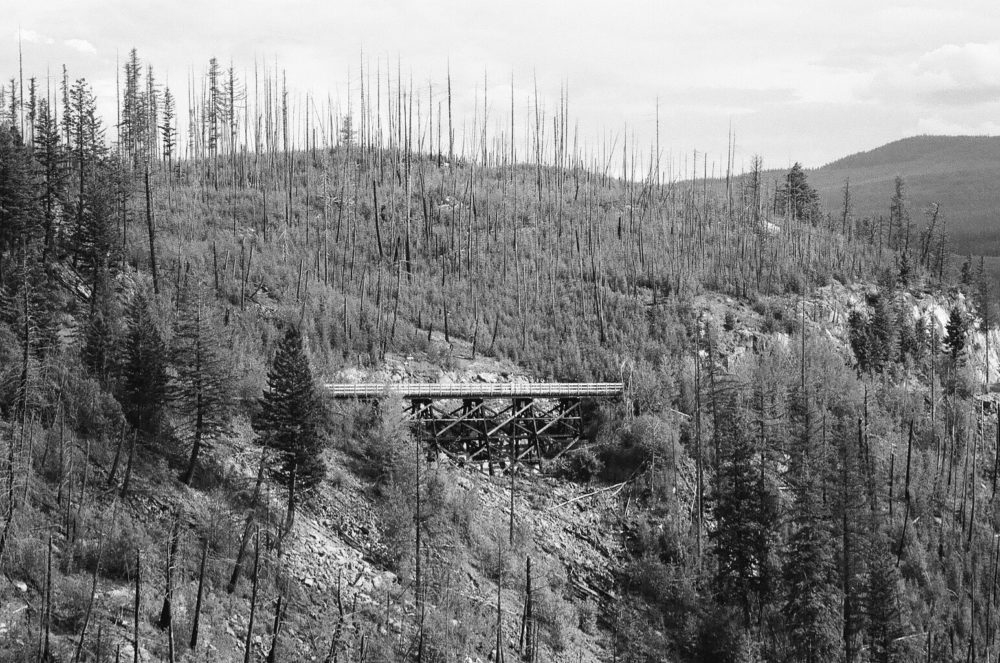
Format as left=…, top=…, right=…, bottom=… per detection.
left=0, top=51, right=997, bottom=663
left=807, top=135, right=1000, bottom=258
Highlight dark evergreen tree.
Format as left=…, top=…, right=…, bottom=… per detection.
left=77, top=160, right=122, bottom=388
left=868, top=293, right=894, bottom=371
left=0, top=122, right=56, bottom=417
left=848, top=310, right=872, bottom=374
left=944, top=306, right=967, bottom=363
left=896, top=305, right=918, bottom=362
left=254, top=326, right=325, bottom=528
left=0, top=124, right=40, bottom=279
left=775, top=163, right=820, bottom=224
left=206, top=58, right=221, bottom=160
left=960, top=257, right=973, bottom=287
left=121, top=292, right=167, bottom=441
left=0, top=246, right=57, bottom=418
left=710, top=403, right=779, bottom=623
left=783, top=470, right=842, bottom=663
left=66, top=78, right=109, bottom=275
left=170, top=287, right=235, bottom=485
left=144, top=64, right=159, bottom=165
left=865, top=541, right=903, bottom=663
left=80, top=284, right=121, bottom=388
left=896, top=250, right=911, bottom=287
left=848, top=293, right=896, bottom=374
left=836, top=416, right=868, bottom=663
left=121, top=48, right=147, bottom=167
left=911, top=316, right=927, bottom=362
left=33, top=98, right=68, bottom=260
left=161, top=87, right=176, bottom=168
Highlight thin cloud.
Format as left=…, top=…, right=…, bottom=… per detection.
left=917, top=116, right=1000, bottom=135
left=64, top=38, right=97, bottom=54
left=14, top=29, right=54, bottom=44
left=865, top=42, right=1000, bottom=107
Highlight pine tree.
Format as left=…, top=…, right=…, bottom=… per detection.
left=170, top=287, right=234, bottom=485
left=121, top=293, right=167, bottom=441
left=33, top=98, right=68, bottom=260
left=710, top=402, right=779, bottom=622
left=865, top=541, right=903, bottom=663
left=775, top=163, right=820, bottom=224
left=868, top=293, right=894, bottom=371
left=944, top=306, right=967, bottom=363
left=254, top=326, right=325, bottom=529
left=0, top=246, right=57, bottom=419
left=121, top=49, right=145, bottom=166
left=206, top=58, right=221, bottom=161
left=66, top=78, right=112, bottom=283
left=161, top=87, right=176, bottom=168
left=849, top=293, right=896, bottom=374
left=897, top=250, right=911, bottom=287
left=896, top=306, right=918, bottom=363
left=783, top=470, right=842, bottom=663
left=144, top=64, right=159, bottom=165
left=0, top=122, right=56, bottom=417
left=836, top=416, right=869, bottom=663
left=960, top=257, right=973, bottom=287
left=0, top=124, right=40, bottom=276
left=848, top=310, right=872, bottom=374
left=77, top=158, right=122, bottom=388
left=80, top=283, right=121, bottom=388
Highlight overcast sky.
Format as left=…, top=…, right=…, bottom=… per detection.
left=4, top=0, right=1000, bottom=171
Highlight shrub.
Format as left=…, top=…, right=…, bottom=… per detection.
left=577, top=599, right=598, bottom=635
left=597, top=415, right=678, bottom=483
left=627, top=358, right=677, bottom=415
left=52, top=574, right=92, bottom=634
left=74, top=510, right=150, bottom=580
left=358, top=399, right=411, bottom=488
left=2, top=519, right=46, bottom=586
left=189, top=487, right=241, bottom=558
left=783, top=271, right=805, bottom=295
left=533, top=566, right=574, bottom=653
left=552, top=447, right=603, bottom=482
left=374, top=482, right=414, bottom=573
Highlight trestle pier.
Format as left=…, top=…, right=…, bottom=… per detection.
left=326, top=382, right=624, bottom=470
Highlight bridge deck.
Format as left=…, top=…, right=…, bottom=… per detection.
left=325, top=382, right=624, bottom=400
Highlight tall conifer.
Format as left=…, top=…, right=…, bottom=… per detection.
left=170, top=286, right=234, bottom=485
left=254, top=326, right=325, bottom=529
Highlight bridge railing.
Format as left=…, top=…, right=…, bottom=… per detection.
left=324, top=382, right=625, bottom=400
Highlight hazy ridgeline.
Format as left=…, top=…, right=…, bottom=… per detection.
left=0, top=48, right=991, bottom=663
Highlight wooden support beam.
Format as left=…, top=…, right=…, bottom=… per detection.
left=398, top=394, right=595, bottom=471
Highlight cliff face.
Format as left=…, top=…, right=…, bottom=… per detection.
left=695, top=280, right=1000, bottom=388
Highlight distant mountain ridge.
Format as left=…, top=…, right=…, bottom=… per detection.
left=804, top=135, right=1000, bottom=256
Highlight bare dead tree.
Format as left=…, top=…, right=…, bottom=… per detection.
left=189, top=537, right=209, bottom=650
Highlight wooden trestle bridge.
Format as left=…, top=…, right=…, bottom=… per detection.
left=326, top=382, right=624, bottom=470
